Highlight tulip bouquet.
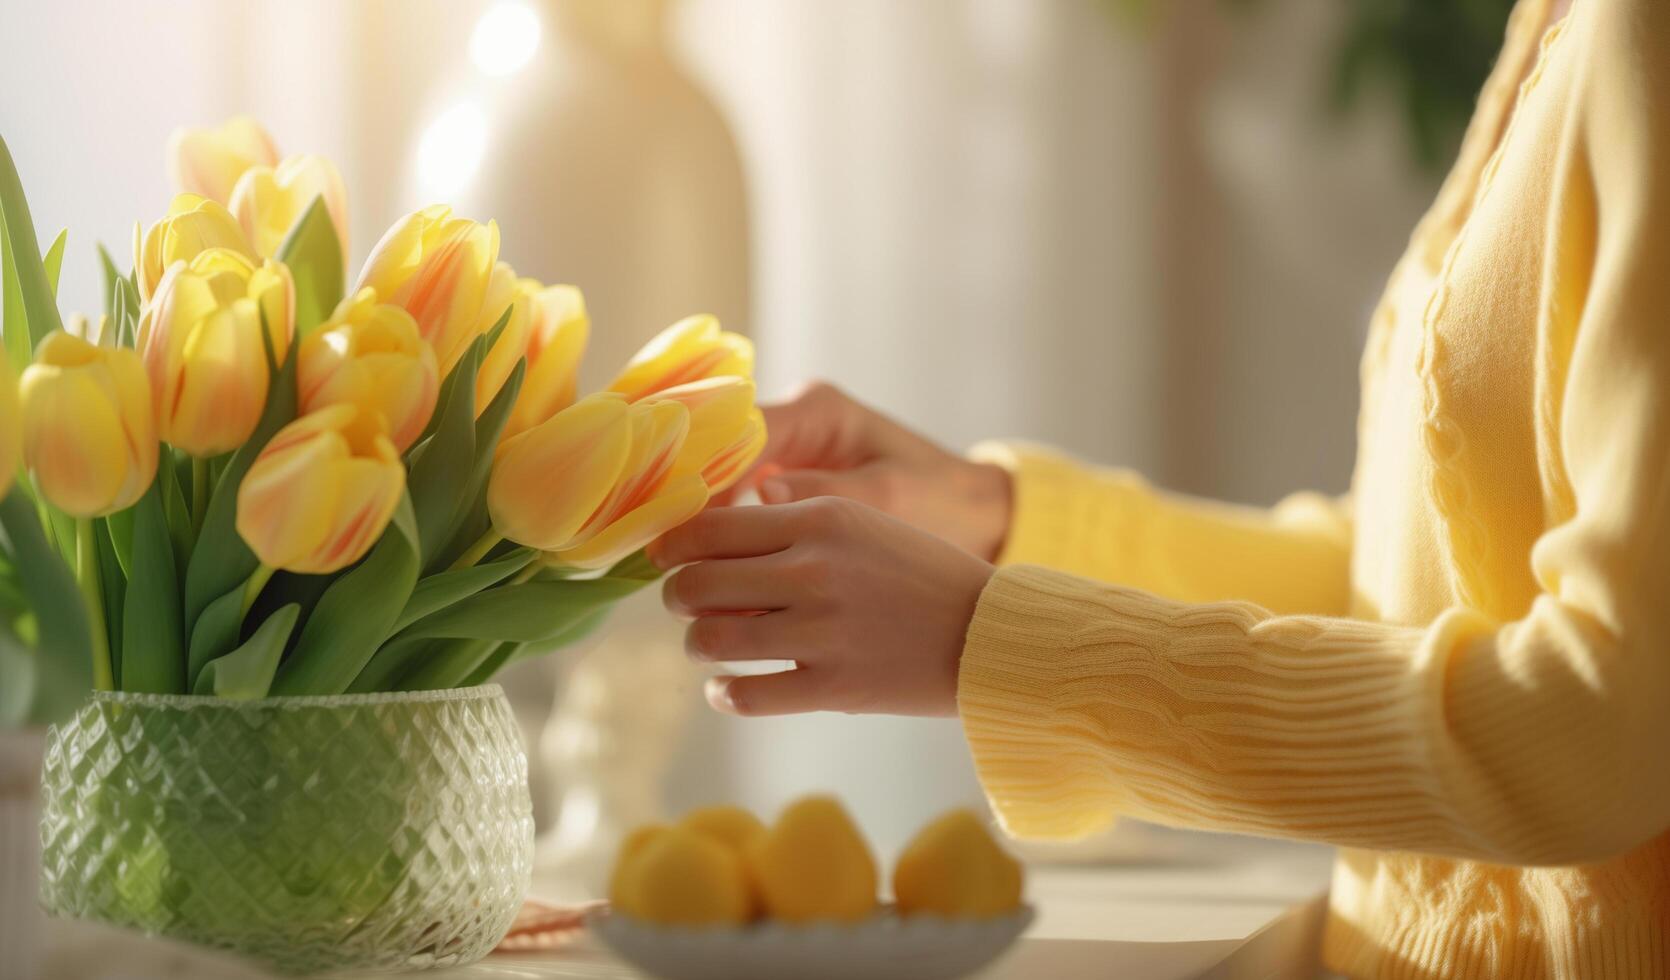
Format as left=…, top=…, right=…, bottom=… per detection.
left=0, top=118, right=763, bottom=724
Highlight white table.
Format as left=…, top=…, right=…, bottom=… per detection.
left=41, top=831, right=1334, bottom=980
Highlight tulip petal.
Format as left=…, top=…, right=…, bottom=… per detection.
left=555, top=473, right=710, bottom=570
left=608, top=315, right=754, bottom=401
left=167, top=116, right=280, bottom=204
left=488, top=393, right=633, bottom=551
left=647, top=376, right=757, bottom=479
left=504, top=284, right=589, bottom=438
left=702, top=408, right=768, bottom=494
left=474, top=261, right=530, bottom=415
left=569, top=400, right=689, bottom=547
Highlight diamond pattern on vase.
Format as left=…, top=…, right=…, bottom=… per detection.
left=38, top=687, right=534, bottom=975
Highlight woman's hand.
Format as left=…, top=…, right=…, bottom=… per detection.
left=648, top=496, right=996, bottom=717
left=733, top=382, right=1013, bottom=561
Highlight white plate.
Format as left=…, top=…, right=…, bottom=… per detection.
left=588, top=905, right=1034, bottom=980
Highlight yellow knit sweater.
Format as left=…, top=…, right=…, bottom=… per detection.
left=956, top=1, right=1670, bottom=977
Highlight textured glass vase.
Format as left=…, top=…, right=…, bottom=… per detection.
left=38, top=686, right=534, bottom=975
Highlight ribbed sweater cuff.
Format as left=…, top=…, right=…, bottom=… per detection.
left=958, top=566, right=1448, bottom=848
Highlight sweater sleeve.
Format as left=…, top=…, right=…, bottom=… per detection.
left=969, top=442, right=1353, bottom=617
left=959, top=0, right=1670, bottom=867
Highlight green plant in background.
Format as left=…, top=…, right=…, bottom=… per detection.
left=1105, top=0, right=1517, bottom=175
left=1331, top=0, right=1516, bottom=172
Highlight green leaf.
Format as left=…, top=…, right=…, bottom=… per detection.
left=94, top=515, right=125, bottom=688
left=104, top=506, right=135, bottom=579
left=187, top=586, right=245, bottom=690
left=98, top=243, right=123, bottom=319
left=393, top=547, right=535, bottom=634
left=159, top=453, right=194, bottom=572
left=43, top=228, right=65, bottom=297
left=183, top=351, right=297, bottom=633
left=408, top=329, right=491, bottom=570
left=395, top=574, right=653, bottom=646
left=194, top=604, right=299, bottom=699
left=0, top=490, right=92, bottom=724
left=435, top=357, right=524, bottom=564
left=270, top=494, right=421, bottom=695
left=0, top=619, right=35, bottom=726
left=0, top=134, right=65, bottom=353
left=121, top=479, right=185, bottom=694
left=397, top=638, right=505, bottom=691
left=275, top=196, right=344, bottom=337
left=1, top=209, right=27, bottom=369
left=458, top=641, right=524, bottom=687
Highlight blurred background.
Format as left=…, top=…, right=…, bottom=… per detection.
left=0, top=0, right=1494, bottom=864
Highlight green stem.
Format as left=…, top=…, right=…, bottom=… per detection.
left=508, top=564, right=541, bottom=586
left=240, top=564, right=276, bottom=618
left=449, top=530, right=503, bottom=572
left=76, top=517, right=113, bottom=691
left=191, top=457, right=209, bottom=538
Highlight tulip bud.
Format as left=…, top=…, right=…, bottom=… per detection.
left=228, top=153, right=350, bottom=259
left=134, top=194, right=257, bottom=303
left=167, top=116, right=280, bottom=205
left=552, top=399, right=710, bottom=570
left=236, top=404, right=406, bottom=575
left=503, top=283, right=589, bottom=440
left=0, top=348, right=19, bottom=502
left=488, top=393, right=633, bottom=552
left=356, top=205, right=501, bottom=377
left=475, top=261, right=532, bottom=416
left=298, top=288, right=439, bottom=452
left=608, top=315, right=753, bottom=402
left=643, top=376, right=757, bottom=480
left=19, top=332, right=159, bottom=518
left=138, top=248, right=296, bottom=458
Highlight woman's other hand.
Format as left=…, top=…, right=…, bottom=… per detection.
left=648, top=497, right=995, bottom=718
left=733, top=382, right=1012, bottom=561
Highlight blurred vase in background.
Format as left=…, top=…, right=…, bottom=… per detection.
left=440, top=0, right=750, bottom=894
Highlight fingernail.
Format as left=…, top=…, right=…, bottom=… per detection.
left=759, top=478, right=789, bottom=505
left=704, top=677, right=736, bottom=713
left=644, top=539, right=669, bottom=569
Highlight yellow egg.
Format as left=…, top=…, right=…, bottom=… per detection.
left=747, top=796, right=878, bottom=924
left=612, top=825, right=753, bottom=927
left=892, top=809, right=1024, bottom=919
left=680, top=805, right=767, bottom=852
left=607, top=823, right=670, bottom=914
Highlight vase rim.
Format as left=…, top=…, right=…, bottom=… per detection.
left=84, top=685, right=506, bottom=710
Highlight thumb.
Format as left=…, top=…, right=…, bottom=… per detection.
left=758, top=468, right=881, bottom=507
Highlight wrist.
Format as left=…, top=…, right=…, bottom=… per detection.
left=963, top=462, right=1013, bottom=562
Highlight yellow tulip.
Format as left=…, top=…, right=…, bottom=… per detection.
left=138, top=248, right=295, bottom=458
left=608, top=314, right=753, bottom=402
left=298, top=289, right=439, bottom=453
left=356, top=205, right=500, bottom=377
left=700, top=408, right=767, bottom=495
left=643, top=377, right=757, bottom=480
left=166, top=116, right=280, bottom=205
left=228, top=153, right=350, bottom=259
left=474, top=261, right=532, bottom=416
left=503, top=283, right=589, bottom=439
left=552, top=399, right=709, bottom=570
left=0, top=348, right=19, bottom=502
left=487, top=393, right=633, bottom=552
left=235, top=404, right=405, bottom=575
left=134, top=193, right=256, bottom=303
left=18, top=332, right=158, bottom=518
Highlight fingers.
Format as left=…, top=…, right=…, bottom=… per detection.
left=683, top=612, right=786, bottom=663
left=648, top=504, right=800, bottom=568
left=663, top=557, right=793, bottom=616
left=705, top=668, right=831, bottom=717
left=757, top=467, right=881, bottom=507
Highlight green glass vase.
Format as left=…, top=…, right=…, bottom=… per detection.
left=38, top=686, right=534, bottom=975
